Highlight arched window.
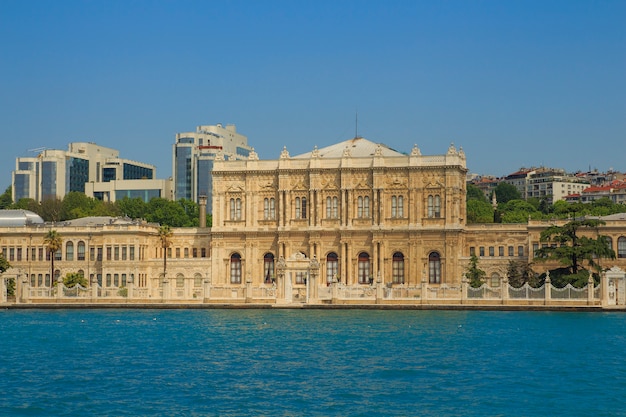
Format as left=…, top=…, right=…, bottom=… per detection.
left=618, top=237, right=626, bottom=258
left=428, top=252, right=441, bottom=284
left=363, top=196, right=370, bottom=217
left=230, top=253, right=242, bottom=284
left=434, top=195, right=441, bottom=218
left=77, top=241, right=85, bottom=261
left=358, top=196, right=363, bottom=218
left=194, top=273, right=203, bottom=287
left=230, top=198, right=235, bottom=219
left=392, top=252, right=405, bottom=284
left=398, top=196, right=404, bottom=218
left=358, top=252, right=371, bottom=284
left=264, top=253, right=275, bottom=283
left=65, top=242, right=74, bottom=261
left=605, top=236, right=613, bottom=250
left=77, top=269, right=84, bottom=278
left=490, top=272, right=501, bottom=287
left=326, top=252, right=338, bottom=284
left=391, top=196, right=397, bottom=217
left=176, top=273, right=185, bottom=288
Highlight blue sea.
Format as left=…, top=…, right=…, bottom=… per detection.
left=1, top=308, right=625, bottom=417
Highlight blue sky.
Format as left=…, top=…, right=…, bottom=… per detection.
left=1, top=0, right=624, bottom=191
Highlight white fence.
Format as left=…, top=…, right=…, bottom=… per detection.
left=15, top=280, right=602, bottom=306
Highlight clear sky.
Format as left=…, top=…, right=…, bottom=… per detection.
left=1, top=0, right=624, bottom=191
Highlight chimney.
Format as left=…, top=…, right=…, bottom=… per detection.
left=199, top=195, right=207, bottom=228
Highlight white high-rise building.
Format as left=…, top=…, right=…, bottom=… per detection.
left=172, top=123, right=253, bottom=208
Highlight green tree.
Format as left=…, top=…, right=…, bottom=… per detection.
left=0, top=254, right=14, bottom=297
left=498, top=199, right=540, bottom=223
left=12, top=198, right=40, bottom=213
left=465, top=254, right=486, bottom=288
left=535, top=219, right=615, bottom=276
left=62, top=272, right=89, bottom=288
left=0, top=253, right=10, bottom=273
left=146, top=198, right=189, bottom=227
left=493, top=182, right=521, bottom=204
left=157, top=225, right=173, bottom=276
left=61, top=192, right=99, bottom=220
left=0, top=186, right=12, bottom=209
left=116, top=197, right=148, bottom=220
left=40, top=198, right=63, bottom=222
left=467, top=199, right=494, bottom=223
left=43, top=230, right=63, bottom=287
left=467, top=184, right=488, bottom=203
left=506, top=260, right=540, bottom=288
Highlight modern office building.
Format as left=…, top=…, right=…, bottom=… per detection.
left=172, top=123, right=253, bottom=207
left=11, top=142, right=164, bottom=203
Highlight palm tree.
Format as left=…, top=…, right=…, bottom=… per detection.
left=157, top=225, right=173, bottom=278
left=43, top=230, right=63, bottom=287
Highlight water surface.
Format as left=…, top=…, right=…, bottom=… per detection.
left=1, top=309, right=624, bottom=416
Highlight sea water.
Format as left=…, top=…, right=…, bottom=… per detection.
left=0, top=308, right=625, bottom=416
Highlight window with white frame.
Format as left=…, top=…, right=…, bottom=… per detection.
left=326, top=196, right=338, bottom=219
left=264, top=197, right=276, bottom=220
left=295, top=196, right=307, bottom=219
left=230, top=197, right=242, bottom=220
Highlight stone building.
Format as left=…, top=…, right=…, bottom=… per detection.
left=210, top=138, right=468, bottom=288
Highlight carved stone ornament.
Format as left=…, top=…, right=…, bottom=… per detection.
left=311, top=146, right=320, bottom=158
left=342, top=146, right=352, bottom=157
left=374, top=145, right=383, bottom=156
left=280, top=146, right=290, bottom=159
left=447, top=143, right=457, bottom=155
left=248, top=148, right=259, bottom=160
left=411, top=144, right=421, bottom=156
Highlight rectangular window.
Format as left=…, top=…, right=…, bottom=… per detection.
left=489, top=247, right=495, bottom=257
left=97, top=247, right=103, bottom=261
left=122, top=246, right=127, bottom=261
left=17, top=247, right=22, bottom=261
left=106, top=246, right=112, bottom=261
left=129, top=246, right=135, bottom=261
left=176, top=248, right=181, bottom=258
left=470, top=247, right=475, bottom=256
left=9, top=248, right=14, bottom=261
left=508, top=246, right=514, bottom=257
left=193, top=248, right=198, bottom=258
left=114, top=246, right=120, bottom=261
left=201, top=248, right=207, bottom=258
left=518, top=246, right=524, bottom=257
left=498, top=246, right=504, bottom=257
left=479, top=247, right=485, bottom=257
left=184, top=248, right=189, bottom=258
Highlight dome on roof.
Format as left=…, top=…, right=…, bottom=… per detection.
left=0, top=210, right=44, bottom=227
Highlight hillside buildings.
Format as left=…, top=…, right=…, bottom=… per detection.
left=502, top=167, right=590, bottom=203
left=172, top=123, right=253, bottom=206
